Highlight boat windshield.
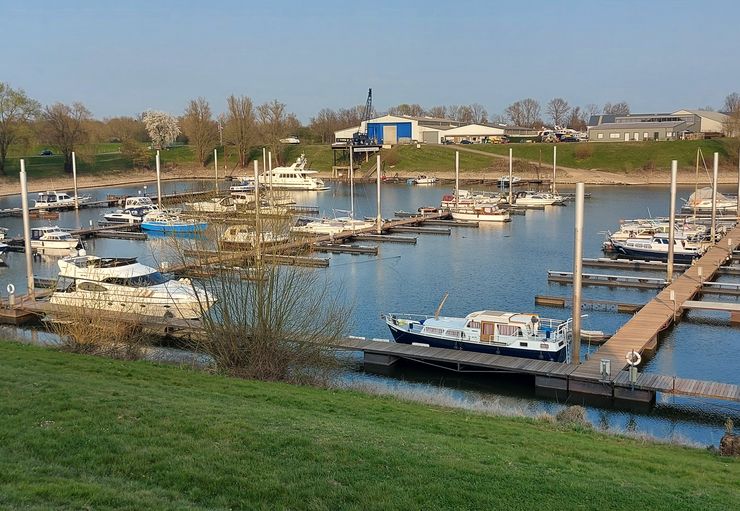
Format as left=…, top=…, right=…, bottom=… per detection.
left=103, top=272, right=170, bottom=287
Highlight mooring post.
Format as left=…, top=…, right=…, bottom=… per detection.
left=253, top=159, right=261, bottom=257
left=268, top=150, right=273, bottom=192
left=156, top=150, right=162, bottom=209
left=711, top=152, right=718, bottom=242
left=20, top=160, right=34, bottom=299
left=214, top=148, right=218, bottom=192
left=72, top=151, right=79, bottom=209
left=455, top=151, right=459, bottom=207
left=376, top=154, right=382, bottom=234
left=508, top=147, right=513, bottom=205
left=349, top=145, right=354, bottom=219
left=667, top=160, right=677, bottom=282
left=571, top=182, right=584, bottom=364
left=552, top=146, right=557, bottom=194
left=736, top=147, right=739, bottom=222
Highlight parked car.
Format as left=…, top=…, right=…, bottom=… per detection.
left=280, top=136, right=300, bottom=144
left=460, top=140, right=473, bottom=145
left=39, top=149, right=53, bottom=156
left=442, top=139, right=454, bottom=145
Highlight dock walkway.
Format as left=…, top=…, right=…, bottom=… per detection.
left=572, top=223, right=740, bottom=382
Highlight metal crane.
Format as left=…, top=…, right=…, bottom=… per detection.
left=352, top=88, right=373, bottom=146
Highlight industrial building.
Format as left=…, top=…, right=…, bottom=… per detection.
left=334, top=115, right=461, bottom=145
left=587, top=110, right=728, bottom=142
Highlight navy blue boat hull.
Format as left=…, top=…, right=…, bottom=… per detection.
left=615, top=246, right=698, bottom=264
left=387, top=325, right=567, bottom=363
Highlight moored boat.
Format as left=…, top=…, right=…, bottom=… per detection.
left=259, top=154, right=329, bottom=190
left=35, top=191, right=91, bottom=209
left=611, top=233, right=705, bottom=263
left=219, top=225, right=289, bottom=250
left=30, top=226, right=82, bottom=250
left=682, top=187, right=737, bottom=214
left=515, top=191, right=564, bottom=206
left=409, top=175, right=438, bottom=185
left=140, top=210, right=207, bottom=233
left=449, top=204, right=511, bottom=222
left=382, top=310, right=571, bottom=362
left=50, top=250, right=214, bottom=319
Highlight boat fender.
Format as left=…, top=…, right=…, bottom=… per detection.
left=6, top=283, right=15, bottom=294
left=625, top=350, right=642, bottom=366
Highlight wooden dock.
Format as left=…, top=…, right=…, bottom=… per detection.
left=570, top=224, right=740, bottom=387
left=534, top=295, right=644, bottom=313
left=331, top=337, right=740, bottom=403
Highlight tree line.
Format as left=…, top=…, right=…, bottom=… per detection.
left=2, top=80, right=739, bottom=175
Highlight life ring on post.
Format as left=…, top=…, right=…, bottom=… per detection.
left=625, top=350, right=641, bottom=366
left=6, top=283, right=15, bottom=294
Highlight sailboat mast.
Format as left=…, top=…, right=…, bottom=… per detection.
left=455, top=151, right=459, bottom=207
left=376, top=154, right=382, bottom=234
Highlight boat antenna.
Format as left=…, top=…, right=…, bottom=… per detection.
left=434, top=292, right=449, bottom=320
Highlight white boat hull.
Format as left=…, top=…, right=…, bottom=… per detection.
left=450, top=210, right=511, bottom=222
left=30, top=239, right=80, bottom=250
left=49, top=293, right=206, bottom=320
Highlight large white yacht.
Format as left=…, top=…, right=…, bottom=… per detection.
left=259, top=154, right=329, bottom=191
left=50, top=251, right=214, bottom=319
left=35, top=191, right=91, bottom=209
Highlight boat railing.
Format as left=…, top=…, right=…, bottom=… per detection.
left=382, top=313, right=430, bottom=324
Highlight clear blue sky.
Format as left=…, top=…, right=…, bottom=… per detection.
left=3, top=0, right=739, bottom=122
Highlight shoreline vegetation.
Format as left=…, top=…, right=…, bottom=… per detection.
left=2, top=139, right=739, bottom=197
left=1, top=340, right=738, bottom=510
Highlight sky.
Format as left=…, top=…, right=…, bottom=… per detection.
left=3, top=0, right=740, bottom=123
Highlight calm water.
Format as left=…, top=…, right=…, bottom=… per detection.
left=1, top=179, right=738, bottom=445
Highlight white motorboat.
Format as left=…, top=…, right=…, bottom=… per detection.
left=498, top=175, right=521, bottom=187
left=682, top=187, right=737, bottom=214
left=611, top=233, right=706, bottom=263
left=291, top=215, right=375, bottom=235
left=185, top=196, right=237, bottom=213
left=383, top=310, right=571, bottom=362
left=408, top=175, right=438, bottom=185
left=229, top=177, right=255, bottom=193
left=259, top=154, right=329, bottom=191
left=35, top=191, right=91, bottom=209
left=103, top=196, right=159, bottom=224
left=514, top=191, right=564, bottom=206
left=449, top=204, right=511, bottom=222
left=30, top=226, right=81, bottom=250
left=0, top=227, right=8, bottom=240
left=440, top=190, right=504, bottom=208
left=50, top=250, right=214, bottom=319
left=219, top=225, right=289, bottom=250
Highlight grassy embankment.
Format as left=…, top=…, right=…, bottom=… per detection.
left=4, top=138, right=738, bottom=182
left=473, top=139, right=738, bottom=173
left=1, top=341, right=737, bottom=510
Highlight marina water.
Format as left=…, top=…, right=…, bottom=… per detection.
left=1, top=179, right=738, bottom=446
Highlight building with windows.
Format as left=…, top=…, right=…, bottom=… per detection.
left=587, top=110, right=728, bottom=142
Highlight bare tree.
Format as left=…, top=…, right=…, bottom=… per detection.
left=181, top=98, right=218, bottom=166
left=722, top=92, right=740, bottom=136
left=584, top=104, right=600, bottom=124
left=470, top=103, right=489, bottom=124
left=387, top=103, right=424, bottom=117
left=257, top=100, right=299, bottom=163
left=0, top=82, right=40, bottom=175
left=506, top=99, right=541, bottom=127
left=547, top=98, right=571, bottom=127
left=427, top=105, right=448, bottom=118
left=309, top=108, right=339, bottom=144
left=105, top=116, right=148, bottom=143
left=224, top=95, right=256, bottom=167
left=42, top=102, right=92, bottom=173
left=566, top=106, right=587, bottom=131
left=505, top=101, right=525, bottom=126
left=143, top=110, right=180, bottom=150
left=603, top=101, right=630, bottom=116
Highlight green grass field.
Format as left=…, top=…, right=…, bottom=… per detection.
left=473, top=139, right=737, bottom=172
left=1, top=341, right=737, bottom=510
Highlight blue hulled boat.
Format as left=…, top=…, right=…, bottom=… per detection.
left=140, top=210, right=207, bottom=233
left=382, top=310, right=571, bottom=362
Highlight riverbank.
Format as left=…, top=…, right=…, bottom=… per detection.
left=2, top=163, right=738, bottom=198
left=1, top=341, right=737, bottom=510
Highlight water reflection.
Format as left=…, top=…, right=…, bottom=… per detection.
left=1, top=179, right=738, bottom=445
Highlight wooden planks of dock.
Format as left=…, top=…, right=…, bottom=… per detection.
left=572, top=224, right=740, bottom=382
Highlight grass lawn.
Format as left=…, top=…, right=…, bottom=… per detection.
left=0, top=341, right=737, bottom=510
left=473, top=139, right=737, bottom=173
